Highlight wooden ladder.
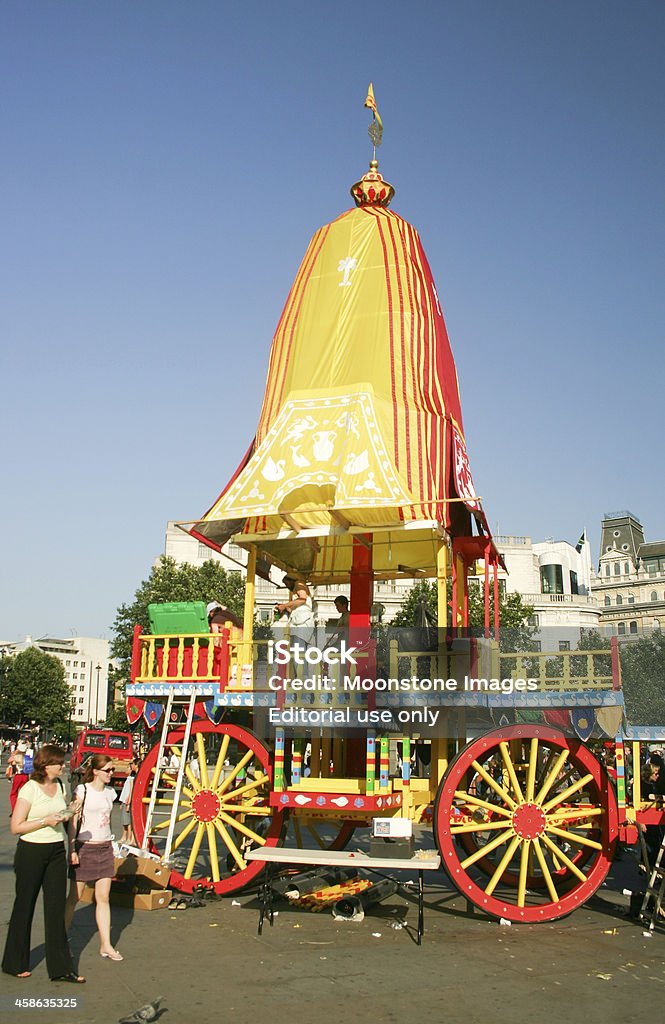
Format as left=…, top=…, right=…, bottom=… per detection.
left=140, top=690, right=198, bottom=863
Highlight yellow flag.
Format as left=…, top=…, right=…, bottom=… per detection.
left=364, top=83, right=377, bottom=115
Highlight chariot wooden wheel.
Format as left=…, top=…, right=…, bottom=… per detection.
left=433, top=725, right=618, bottom=922
left=132, top=721, right=285, bottom=895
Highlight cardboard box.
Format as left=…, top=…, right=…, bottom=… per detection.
left=113, top=855, right=170, bottom=889
left=110, top=889, right=173, bottom=911
left=369, top=837, right=415, bottom=859
left=79, top=883, right=172, bottom=911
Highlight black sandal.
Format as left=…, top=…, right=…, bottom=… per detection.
left=51, top=973, right=86, bottom=984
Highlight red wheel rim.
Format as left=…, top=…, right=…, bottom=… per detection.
left=434, top=725, right=618, bottom=923
left=132, top=721, right=285, bottom=895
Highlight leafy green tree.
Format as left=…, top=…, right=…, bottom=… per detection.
left=391, top=579, right=535, bottom=651
left=111, top=556, right=245, bottom=679
left=0, top=648, right=74, bottom=732
left=391, top=580, right=437, bottom=628
left=619, top=630, right=665, bottom=726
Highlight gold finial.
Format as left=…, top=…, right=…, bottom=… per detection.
left=351, top=84, right=394, bottom=207
left=364, top=82, right=383, bottom=158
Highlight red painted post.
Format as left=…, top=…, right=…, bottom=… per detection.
left=130, top=624, right=142, bottom=684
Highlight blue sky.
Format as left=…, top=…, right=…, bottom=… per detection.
left=1, top=1, right=663, bottom=641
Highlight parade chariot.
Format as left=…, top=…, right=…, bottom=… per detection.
left=125, top=93, right=663, bottom=923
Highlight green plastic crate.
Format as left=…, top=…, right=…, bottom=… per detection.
left=148, top=601, right=209, bottom=636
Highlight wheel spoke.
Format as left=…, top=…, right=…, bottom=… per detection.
left=470, top=761, right=517, bottom=810
left=484, top=835, right=522, bottom=896
left=196, top=733, right=210, bottom=787
left=450, top=820, right=514, bottom=836
left=532, top=837, right=559, bottom=903
left=461, top=828, right=515, bottom=869
left=517, top=840, right=531, bottom=907
left=173, top=816, right=198, bottom=850
left=206, top=822, right=220, bottom=882
left=498, top=741, right=524, bottom=803
left=152, top=810, right=192, bottom=831
left=184, top=822, right=206, bottom=878
left=533, top=749, right=569, bottom=805
left=454, top=792, right=513, bottom=819
left=545, top=825, right=603, bottom=851
left=542, top=773, right=594, bottom=813
left=217, top=749, right=255, bottom=795
left=547, top=806, right=603, bottom=825
left=217, top=810, right=266, bottom=846
left=220, top=802, right=271, bottom=817
left=212, top=818, right=246, bottom=870
left=539, top=833, right=588, bottom=882
left=220, top=774, right=268, bottom=802
left=210, top=734, right=230, bottom=789
left=526, top=738, right=539, bottom=802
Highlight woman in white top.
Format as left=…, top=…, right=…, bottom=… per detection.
left=2, top=745, right=84, bottom=983
left=65, top=754, right=122, bottom=962
left=276, top=576, right=315, bottom=629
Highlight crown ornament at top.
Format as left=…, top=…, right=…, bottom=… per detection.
left=350, top=159, right=395, bottom=208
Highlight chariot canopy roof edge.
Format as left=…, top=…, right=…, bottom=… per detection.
left=187, top=92, right=498, bottom=582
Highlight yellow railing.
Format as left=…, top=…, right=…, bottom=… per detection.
left=388, top=640, right=615, bottom=692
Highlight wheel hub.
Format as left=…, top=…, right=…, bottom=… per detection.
left=512, top=802, right=546, bottom=839
left=191, top=789, right=221, bottom=823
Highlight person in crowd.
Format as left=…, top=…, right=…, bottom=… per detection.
left=641, top=760, right=665, bottom=867
left=327, top=595, right=350, bottom=645
left=275, top=576, right=315, bottom=642
left=118, top=759, right=139, bottom=846
left=207, top=601, right=243, bottom=635
left=2, top=744, right=83, bottom=983
left=65, top=755, right=122, bottom=962
left=9, top=752, right=30, bottom=813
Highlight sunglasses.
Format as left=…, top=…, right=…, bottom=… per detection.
left=99, top=767, right=114, bottom=774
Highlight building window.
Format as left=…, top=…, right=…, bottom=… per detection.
left=80, top=661, right=86, bottom=668
left=78, top=697, right=84, bottom=704
left=66, top=660, right=71, bottom=666
left=614, top=563, right=620, bottom=576
left=605, top=565, right=610, bottom=577
left=604, top=596, right=611, bottom=606
left=72, top=673, right=77, bottom=679
left=651, top=591, right=658, bottom=602
left=558, top=641, right=570, bottom=652
left=528, top=614, right=539, bottom=628
left=618, top=622, right=626, bottom=635
left=79, top=686, right=85, bottom=691
left=73, top=661, right=78, bottom=667
left=532, top=641, right=541, bottom=652
left=629, top=621, right=638, bottom=634
left=628, top=596, right=635, bottom=604
left=616, top=595, right=623, bottom=606
left=653, top=619, right=660, bottom=629
left=540, top=564, right=563, bottom=595
left=570, top=570, right=578, bottom=596
left=624, top=562, right=630, bottom=574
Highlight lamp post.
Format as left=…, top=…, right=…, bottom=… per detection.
left=94, top=664, right=102, bottom=724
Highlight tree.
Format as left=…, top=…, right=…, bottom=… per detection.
left=391, top=579, right=536, bottom=651
left=0, top=648, right=74, bottom=733
left=619, top=631, right=665, bottom=726
left=111, top=556, right=246, bottom=679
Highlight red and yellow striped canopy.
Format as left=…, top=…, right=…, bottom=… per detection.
left=194, top=176, right=489, bottom=581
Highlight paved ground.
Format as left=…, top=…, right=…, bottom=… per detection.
left=1, top=776, right=665, bottom=1024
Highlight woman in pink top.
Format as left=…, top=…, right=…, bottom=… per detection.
left=65, top=754, right=122, bottom=962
